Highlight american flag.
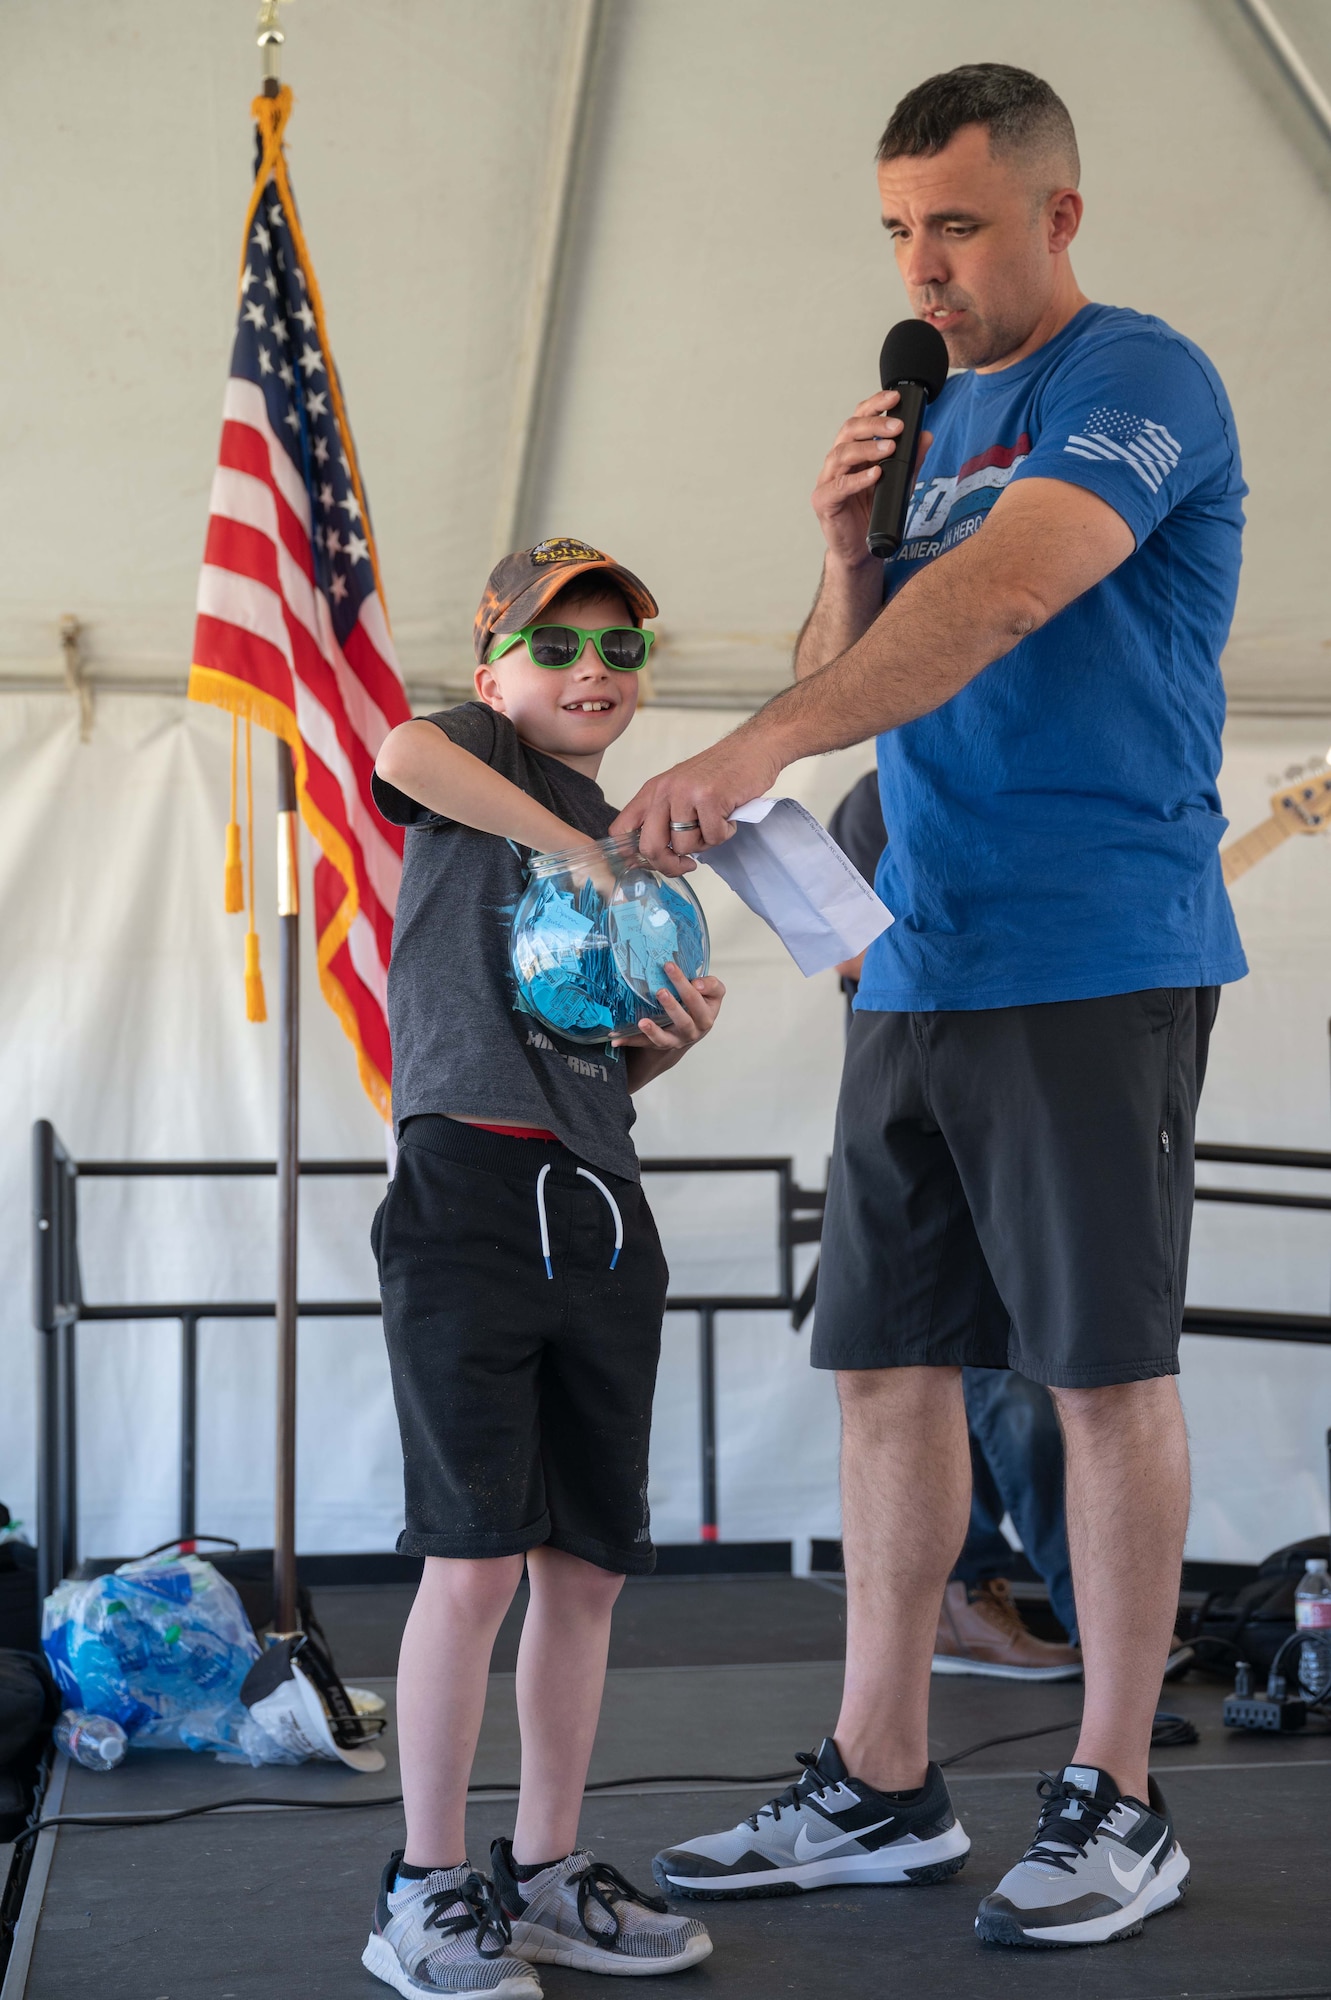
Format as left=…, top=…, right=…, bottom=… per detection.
left=1063, top=405, right=1182, bottom=493
left=189, top=88, right=411, bottom=1120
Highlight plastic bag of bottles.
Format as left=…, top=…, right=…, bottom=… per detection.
left=41, top=1551, right=269, bottom=1760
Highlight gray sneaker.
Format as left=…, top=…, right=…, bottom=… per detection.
left=652, top=1737, right=969, bottom=1898
left=975, top=1764, right=1190, bottom=1948
left=491, top=1838, right=713, bottom=1976
left=363, top=1853, right=543, bottom=1997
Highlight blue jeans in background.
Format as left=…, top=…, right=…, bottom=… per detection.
left=953, top=1367, right=1077, bottom=1643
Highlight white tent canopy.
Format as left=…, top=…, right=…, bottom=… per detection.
left=1, top=0, right=1329, bottom=1565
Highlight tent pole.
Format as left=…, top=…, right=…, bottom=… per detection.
left=489, top=0, right=606, bottom=559
left=274, top=737, right=301, bottom=1633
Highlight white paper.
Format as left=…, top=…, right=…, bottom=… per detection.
left=699, top=796, right=893, bottom=976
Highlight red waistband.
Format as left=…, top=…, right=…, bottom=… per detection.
left=465, top=1121, right=560, bottom=1142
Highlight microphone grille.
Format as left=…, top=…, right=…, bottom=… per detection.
left=879, top=319, right=950, bottom=401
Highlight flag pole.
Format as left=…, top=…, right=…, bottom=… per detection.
left=274, top=731, right=300, bottom=1636
left=259, top=0, right=302, bottom=1640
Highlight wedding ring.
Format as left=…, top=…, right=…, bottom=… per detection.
left=670, top=819, right=702, bottom=832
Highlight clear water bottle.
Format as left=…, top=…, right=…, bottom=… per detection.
left=54, top=1708, right=127, bottom=1771
left=1294, top=1557, right=1331, bottom=1700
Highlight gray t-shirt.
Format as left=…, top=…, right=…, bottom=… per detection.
left=371, top=702, right=639, bottom=1180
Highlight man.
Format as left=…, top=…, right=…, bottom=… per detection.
left=623, top=65, right=1245, bottom=1948
left=828, top=772, right=1081, bottom=1681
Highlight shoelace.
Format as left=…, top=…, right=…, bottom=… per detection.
left=574, top=1860, right=667, bottom=1946
left=1022, top=1774, right=1116, bottom=1876
left=975, top=1579, right=1028, bottom=1641
left=742, top=1749, right=832, bottom=1831
left=424, top=1873, right=514, bottom=1959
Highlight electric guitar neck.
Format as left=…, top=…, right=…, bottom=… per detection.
left=1221, top=813, right=1294, bottom=886
left=1221, top=769, right=1331, bottom=886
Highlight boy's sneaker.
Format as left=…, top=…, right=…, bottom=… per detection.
left=975, top=1764, right=1189, bottom=1948
left=363, top=1852, right=543, bottom=1997
left=651, top=1736, right=970, bottom=1899
left=491, top=1838, right=712, bottom=1976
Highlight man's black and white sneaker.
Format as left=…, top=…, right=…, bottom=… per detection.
left=363, top=1852, right=542, bottom=1996
left=975, top=1764, right=1189, bottom=1948
left=491, top=1838, right=712, bottom=1976
left=651, top=1736, right=969, bottom=1899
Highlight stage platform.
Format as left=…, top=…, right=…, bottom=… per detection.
left=5, top=1578, right=1328, bottom=2000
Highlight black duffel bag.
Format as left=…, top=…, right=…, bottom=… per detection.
left=1189, top=1533, right=1331, bottom=1678
left=0, top=1648, right=61, bottom=1842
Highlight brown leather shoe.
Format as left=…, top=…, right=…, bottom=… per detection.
left=932, top=1579, right=1082, bottom=1681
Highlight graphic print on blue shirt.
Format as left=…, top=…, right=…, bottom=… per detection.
left=857, top=303, right=1249, bottom=1013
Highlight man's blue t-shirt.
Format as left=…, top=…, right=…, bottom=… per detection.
left=856, top=301, right=1248, bottom=1012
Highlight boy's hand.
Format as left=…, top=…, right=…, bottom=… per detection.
left=613, top=963, right=725, bottom=1067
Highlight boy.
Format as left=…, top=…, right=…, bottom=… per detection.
left=363, top=538, right=724, bottom=1998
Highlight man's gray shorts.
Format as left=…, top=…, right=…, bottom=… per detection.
left=811, top=988, right=1218, bottom=1388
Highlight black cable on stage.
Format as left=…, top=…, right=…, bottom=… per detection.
left=13, top=1714, right=1090, bottom=1848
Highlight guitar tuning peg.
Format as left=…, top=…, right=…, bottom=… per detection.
left=1285, top=764, right=1305, bottom=779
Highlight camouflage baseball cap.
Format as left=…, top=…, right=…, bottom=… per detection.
left=474, top=536, right=659, bottom=664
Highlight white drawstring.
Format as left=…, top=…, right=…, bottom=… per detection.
left=533, top=1161, right=625, bottom=1275
left=576, top=1167, right=625, bottom=1270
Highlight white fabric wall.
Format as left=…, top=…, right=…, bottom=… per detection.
left=2, top=693, right=1328, bottom=1565
left=3, top=0, right=1331, bottom=1567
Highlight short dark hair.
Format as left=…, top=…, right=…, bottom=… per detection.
left=877, top=64, right=1078, bottom=185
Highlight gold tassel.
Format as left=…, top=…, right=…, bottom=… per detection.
left=243, top=716, right=267, bottom=1022
left=224, top=716, right=244, bottom=912
left=245, top=927, right=268, bottom=1023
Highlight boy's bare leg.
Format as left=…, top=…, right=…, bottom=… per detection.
left=1052, top=1376, right=1190, bottom=1800
left=511, top=1546, right=625, bottom=1863
left=832, top=1365, right=971, bottom=1792
left=397, top=1553, right=526, bottom=1867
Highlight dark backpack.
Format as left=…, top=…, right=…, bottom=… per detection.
left=0, top=1648, right=61, bottom=1842
left=1190, top=1534, right=1331, bottom=1677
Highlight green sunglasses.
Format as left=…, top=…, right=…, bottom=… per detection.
left=488, top=622, right=656, bottom=672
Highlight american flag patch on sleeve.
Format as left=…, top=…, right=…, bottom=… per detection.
left=1063, top=407, right=1182, bottom=491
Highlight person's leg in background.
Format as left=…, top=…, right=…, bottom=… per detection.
left=945, top=1365, right=1080, bottom=1642
left=934, top=1369, right=1080, bottom=1676
left=962, top=1369, right=1076, bottom=1639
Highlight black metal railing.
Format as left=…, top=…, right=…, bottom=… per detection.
left=30, top=1122, right=825, bottom=1598
left=31, top=1121, right=1331, bottom=1601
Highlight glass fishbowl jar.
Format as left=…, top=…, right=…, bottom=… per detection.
left=511, top=831, right=711, bottom=1047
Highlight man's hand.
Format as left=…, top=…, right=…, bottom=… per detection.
left=812, top=390, right=934, bottom=570
left=795, top=394, right=934, bottom=680
left=610, top=730, right=783, bottom=872
left=616, top=965, right=727, bottom=1091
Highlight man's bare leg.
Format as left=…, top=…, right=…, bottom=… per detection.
left=1052, top=1376, right=1190, bottom=1801
left=832, top=1365, right=972, bottom=1791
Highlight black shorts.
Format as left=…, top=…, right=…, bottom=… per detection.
left=373, top=1117, right=668, bottom=1573
left=811, top=988, right=1218, bottom=1388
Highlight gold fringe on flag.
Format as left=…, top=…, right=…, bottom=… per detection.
left=243, top=716, right=267, bottom=1023
left=224, top=715, right=244, bottom=913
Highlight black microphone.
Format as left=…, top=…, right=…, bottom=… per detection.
left=865, top=319, right=949, bottom=558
